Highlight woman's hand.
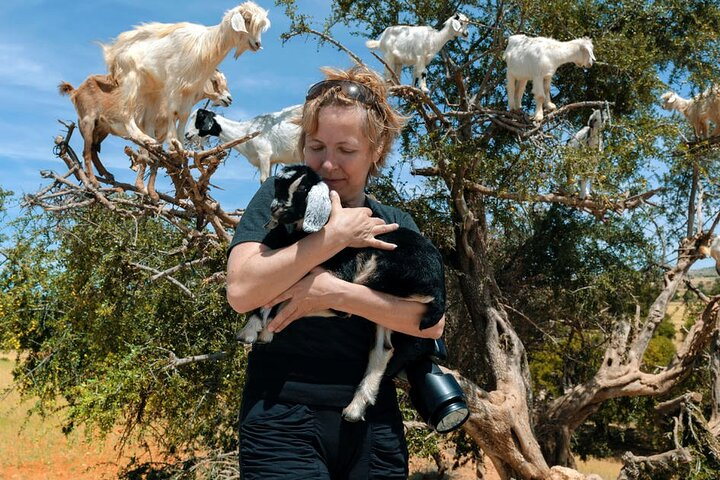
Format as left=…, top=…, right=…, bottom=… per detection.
left=265, top=267, right=342, bottom=333
left=324, top=190, right=398, bottom=250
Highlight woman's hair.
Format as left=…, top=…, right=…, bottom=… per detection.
left=298, top=65, right=406, bottom=177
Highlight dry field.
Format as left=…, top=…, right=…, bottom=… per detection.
left=409, top=450, right=621, bottom=480
left=0, top=351, right=156, bottom=480
left=667, top=274, right=719, bottom=346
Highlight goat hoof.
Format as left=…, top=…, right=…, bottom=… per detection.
left=236, top=326, right=260, bottom=344
left=341, top=410, right=364, bottom=423
left=236, top=333, right=257, bottom=344
left=257, top=329, right=274, bottom=343
left=169, top=139, right=184, bottom=153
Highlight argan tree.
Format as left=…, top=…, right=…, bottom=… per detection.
left=4, top=1, right=720, bottom=479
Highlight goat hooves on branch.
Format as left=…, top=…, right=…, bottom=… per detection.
left=169, top=138, right=184, bottom=154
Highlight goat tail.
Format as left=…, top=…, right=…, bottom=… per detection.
left=58, top=81, right=74, bottom=96
left=365, top=39, right=380, bottom=50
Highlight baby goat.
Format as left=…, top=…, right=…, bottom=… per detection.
left=661, top=87, right=720, bottom=140
left=237, top=165, right=446, bottom=422
left=503, top=34, right=595, bottom=122
left=568, top=108, right=606, bottom=199
left=366, top=13, right=469, bottom=93
left=185, top=106, right=301, bottom=182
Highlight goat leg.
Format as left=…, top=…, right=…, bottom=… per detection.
left=237, top=307, right=274, bottom=344
left=342, top=326, right=393, bottom=422
left=543, top=76, right=557, bottom=111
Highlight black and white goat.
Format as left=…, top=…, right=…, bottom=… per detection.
left=568, top=108, right=607, bottom=199
left=237, top=164, right=445, bottom=421
left=185, top=106, right=301, bottom=182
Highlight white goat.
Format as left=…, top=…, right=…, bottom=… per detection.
left=568, top=108, right=606, bottom=199
left=365, top=13, right=469, bottom=93
left=102, top=2, right=269, bottom=147
left=700, top=236, right=720, bottom=275
left=661, top=87, right=720, bottom=139
left=59, top=70, right=232, bottom=197
left=185, top=105, right=301, bottom=182
left=503, top=35, right=595, bottom=122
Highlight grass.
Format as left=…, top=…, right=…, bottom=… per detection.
left=576, top=456, right=623, bottom=479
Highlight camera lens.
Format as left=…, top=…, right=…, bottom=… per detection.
left=407, top=358, right=470, bottom=433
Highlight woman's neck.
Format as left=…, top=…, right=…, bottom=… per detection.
left=343, top=191, right=366, bottom=208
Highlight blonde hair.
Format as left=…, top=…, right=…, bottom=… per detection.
left=298, top=65, right=406, bottom=177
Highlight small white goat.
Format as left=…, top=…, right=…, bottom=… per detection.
left=503, top=35, right=595, bottom=122
left=102, top=2, right=270, bottom=147
left=568, top=108, right=606, bottom=199
left=59, top=70, right=232, bottom=196
left=185, top=105, right=301, bottom=182
left=661, top=87, right=720, bottom=139
left=365, top=13, right=469, bottom=93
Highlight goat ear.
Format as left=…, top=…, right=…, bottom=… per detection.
left=451, top=18, right=462, bottom=31
left=302, top=182, right=331, bottom=233
left=231, top=12, right=248, bottom=33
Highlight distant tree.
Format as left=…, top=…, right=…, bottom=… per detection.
left=6, top=1, right=720, bottom=479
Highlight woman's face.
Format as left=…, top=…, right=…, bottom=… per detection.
left=303, top=105, right=380, bottom=207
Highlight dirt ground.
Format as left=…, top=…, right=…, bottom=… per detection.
left=409, top=453, right=621, bottom=480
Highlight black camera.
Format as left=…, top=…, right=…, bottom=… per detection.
left=392, top=338, right=470, bottom=433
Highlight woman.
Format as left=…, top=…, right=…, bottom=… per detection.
left=226, top=65, right=445, bottom=479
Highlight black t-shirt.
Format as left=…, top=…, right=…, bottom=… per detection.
left=229, top=177, right=420, bottom=407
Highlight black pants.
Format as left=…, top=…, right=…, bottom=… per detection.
left=239, top=395, right=409, bottom=479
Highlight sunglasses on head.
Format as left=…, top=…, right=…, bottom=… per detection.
left=305, top=80, right=379, bottom=108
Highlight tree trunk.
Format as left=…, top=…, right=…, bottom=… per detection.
left=709, top=330, right=720, bottom=436
left=536, top=236, right=720, bottom=465
left=449, top=184, right=550, bottom=479
left=617, top=449, right=692, bottom=480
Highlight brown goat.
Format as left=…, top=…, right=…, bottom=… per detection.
left=661, top=86, right=720, bottom=139
left=59, top=70, right=232, bottom=198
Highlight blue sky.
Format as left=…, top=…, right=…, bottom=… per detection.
left=0, top=0, right=375, bottom=223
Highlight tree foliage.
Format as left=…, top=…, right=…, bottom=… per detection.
left=1, top=203, right=246, bottom=458
left=5, top=0, right=720, bottom=478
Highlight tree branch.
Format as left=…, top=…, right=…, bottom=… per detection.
left=412, top=166, right=660, bottom=217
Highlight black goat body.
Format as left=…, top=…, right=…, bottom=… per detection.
left=321, top=228, right=444, bottom=330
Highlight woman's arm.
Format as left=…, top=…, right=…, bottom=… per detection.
left=227, top=191, right=398, bottom=313
left=264, top=268, right=445, bottom=339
